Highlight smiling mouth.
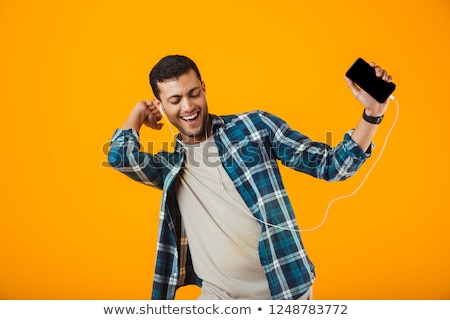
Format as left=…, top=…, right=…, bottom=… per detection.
left=181, top=112, right=199, bottom=122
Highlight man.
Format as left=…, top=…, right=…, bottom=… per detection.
left=108, top=55, right=393, bottom=300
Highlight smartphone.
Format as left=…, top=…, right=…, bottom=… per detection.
left=345, top=57, right=396, bottom=103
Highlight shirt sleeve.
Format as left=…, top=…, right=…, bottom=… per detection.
left=107, top=128, right=164, bottom=189
left=260, top=111, right=373, bottom=182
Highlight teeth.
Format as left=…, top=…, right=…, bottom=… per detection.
left=182, top=113, right=198, bottom=121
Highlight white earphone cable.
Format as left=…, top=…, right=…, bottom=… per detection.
left=158, top=96, right=399, bottom=232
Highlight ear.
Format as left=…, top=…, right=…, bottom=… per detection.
left=153, top=98, right=164, bottom=114
left=201, top=81, right=206, bottom=94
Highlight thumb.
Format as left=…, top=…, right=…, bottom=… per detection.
left=344, top=76, right=357, bottom=92
left=344, top=75, right=367, bottom=98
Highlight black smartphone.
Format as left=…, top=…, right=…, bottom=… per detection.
left=345, top=57, right=396, bottom=103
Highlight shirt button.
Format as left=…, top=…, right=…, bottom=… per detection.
left=173, top=273, right=177, bottom=277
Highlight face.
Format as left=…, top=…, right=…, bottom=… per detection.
left=155, top=69, right=209, bottom=144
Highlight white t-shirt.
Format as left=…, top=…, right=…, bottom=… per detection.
left=174, top=136, right=272, bottom=299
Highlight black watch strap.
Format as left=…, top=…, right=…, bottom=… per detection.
left=362, top=109, right=384, bottom=124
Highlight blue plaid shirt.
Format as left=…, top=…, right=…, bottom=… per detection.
left=108, top=110, right=372, bottom=299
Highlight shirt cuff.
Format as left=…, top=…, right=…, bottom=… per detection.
left=343, top=130, right=374, bottom=159
left=111, top=128, right=140, bottom=143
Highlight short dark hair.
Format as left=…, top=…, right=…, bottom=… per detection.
left=149, top=55, right=202, bottom=100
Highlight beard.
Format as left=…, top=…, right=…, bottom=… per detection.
left=174, top=111, right=210, bottom=144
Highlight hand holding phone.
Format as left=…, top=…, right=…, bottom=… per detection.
left=345, top=57, right=396, bottom=103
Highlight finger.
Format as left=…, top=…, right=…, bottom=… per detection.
left=382, top=71, right=393, bottom=82
left=135, top=100, right=148, bottom=109
left=152, top=110, right=163, bottom=121
left=371, top=63, right=393, bottom=82
left=149, top=117, right=164, bottom=130
left=375, top=69, right=393, bottom=82
left=150, top=100, right=162, bottom=117
left=146, top=100, right=161, bottom=114
left=145, top=114, right=164, bottom=130
left=344, top=75, right=372, bottom=102
left=374, top=66, right=383, bottom=77
left=343, top=76, right=360, bottom=95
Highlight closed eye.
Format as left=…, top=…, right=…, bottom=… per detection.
left=190, top=88, right=201, bottom=98
left=168, top=98, right=181, bottom=105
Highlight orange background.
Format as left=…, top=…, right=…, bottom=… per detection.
left=1, top=0, right=449, bottom=300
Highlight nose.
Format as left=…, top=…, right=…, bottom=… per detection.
left=180, top=97, right=195, bottom=113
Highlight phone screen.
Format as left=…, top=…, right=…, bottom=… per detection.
left=345, top=58, right=396, bottom=103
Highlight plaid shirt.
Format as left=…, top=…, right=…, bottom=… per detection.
left=108, top=110, right=372, bottom=299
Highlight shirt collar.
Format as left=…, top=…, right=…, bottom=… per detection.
left=210, top=114, right=225, bottom=132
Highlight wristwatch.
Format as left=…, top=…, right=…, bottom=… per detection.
left=362, top=109, right=384, bottom=124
